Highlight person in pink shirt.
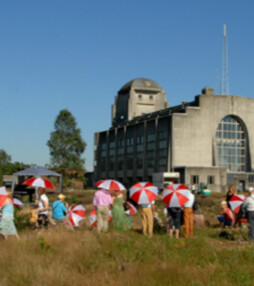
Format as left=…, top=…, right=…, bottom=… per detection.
left=218, top=201, right=235, bottom=226
left=93, top=188, right=112, bottom=233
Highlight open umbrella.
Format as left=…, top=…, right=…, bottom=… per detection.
left=67, top=205, right=86, bottom=226
left=229, top=194, right=247, bottom=214
left=22, top=177, right=55, bottom=189
left=95, top=179, right=126, bottom=191
left=12, top=198, right=24, bottom=208
left=0, top=186, right=7, bottom=207
left=129, top=182, right=158, bottom=204
left=88, top=208, right=112, bottom=227
left=162, top=184, right=190, bottom=207
left=124, top=202, right=137, bottom=215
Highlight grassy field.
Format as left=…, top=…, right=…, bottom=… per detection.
left=0, top=190, right=253, bottom=286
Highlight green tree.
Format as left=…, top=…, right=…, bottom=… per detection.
left=0, top=149, right=11, bottom=184
left=47, top=109, right=86, bottom=183
left=0, top=149, right=30, bottom=185
left=0, top=149, right=11, bottom=166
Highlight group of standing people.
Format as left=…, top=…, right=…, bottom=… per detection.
left=93, top=187, right=197, bottom=239
left=166, top=191, right=196, bottom=239
left=5, top=183, right=254, bottom=241
left=93, top=188, right=131, bottom=233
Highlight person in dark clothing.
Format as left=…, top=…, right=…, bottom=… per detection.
left=167, top=207, right=181, bottom=239
left=226, top=185, right=235, bottom=209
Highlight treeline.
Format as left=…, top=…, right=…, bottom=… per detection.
left=0, top=149, right=29, bottom=185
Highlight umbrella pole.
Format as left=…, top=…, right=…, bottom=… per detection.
left=35, top=187, right=39, bottom=200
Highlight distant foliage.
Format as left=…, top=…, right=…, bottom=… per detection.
left=47, top=109, right=87, bottom=184
left=0, top=149, right=29, bottom=185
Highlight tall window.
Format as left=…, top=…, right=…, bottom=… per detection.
left=216, top=116, right=246, bottom=172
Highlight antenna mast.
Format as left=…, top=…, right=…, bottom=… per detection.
left=222, top=24, right=229, bottom=95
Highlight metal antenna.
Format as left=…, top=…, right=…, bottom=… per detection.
left=222, top=24, right=229, bottom=95
left=217, top=68, right=221, bottom=94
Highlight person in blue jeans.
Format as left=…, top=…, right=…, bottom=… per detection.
left=52, top=194, right=74, bottom=230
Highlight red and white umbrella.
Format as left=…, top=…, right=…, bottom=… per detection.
left=125, top=202, right=137, bottom=215
left=129, top=182, right=158, bottom=205
left=229, top=194, right=247, bottom=214
left=95, top=179, right=126, bottom=191
left=88, top=208, right=112, bottom=227
left=22, top=177, right=55, bottom=189
left=0, top=186, right=7, bottom=207
left=162, top=184, right=191, bottom=208
left=67, top=205, right=86, bottom=226
left=0, top=187, right=23, bottom=208
left=12, top=198, right=24, bottom=208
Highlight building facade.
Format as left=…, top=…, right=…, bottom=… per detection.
left=94, top=78, right=254, bottom=192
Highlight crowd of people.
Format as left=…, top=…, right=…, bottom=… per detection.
left=92, top=186, right=197, bottom=239
left=1, top=183, right=254, bottom=242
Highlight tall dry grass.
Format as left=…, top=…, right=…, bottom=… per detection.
left=0, top=190, right=253, bottom=286
left=0, top=226, right=253, bottom=286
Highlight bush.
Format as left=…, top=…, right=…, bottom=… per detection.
left=14, top=208, right=30, bottom=230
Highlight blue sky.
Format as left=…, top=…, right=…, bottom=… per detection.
left=1, top=0, right=254, bottom=171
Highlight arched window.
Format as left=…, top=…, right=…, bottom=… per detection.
left=216, top=116, right=246, bottom=172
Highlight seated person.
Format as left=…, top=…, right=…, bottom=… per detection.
left=218, top=201, right=235, bottom=226
left=52, top=194, right=74, bottom=230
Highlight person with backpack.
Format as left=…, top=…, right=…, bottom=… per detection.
left=242, top=187, right=254, bottom=240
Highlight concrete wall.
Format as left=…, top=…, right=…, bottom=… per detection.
left=112, top=87, right=169, bottom=125
left=173, top=88, right=254, bottom=171
left=183, top=167, right=227, bottom=193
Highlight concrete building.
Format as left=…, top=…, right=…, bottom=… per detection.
left=94, top=78, right=254, bottom=192
left=112, top=78, right=169, bottom=126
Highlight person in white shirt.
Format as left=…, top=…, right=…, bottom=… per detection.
left=183, top=192, right=195, bottom=237
left=36, top=188, right=49, bottom=229
left=242, top=187, right=254, bottom=240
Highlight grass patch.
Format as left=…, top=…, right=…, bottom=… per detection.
left=1, top=190, right=253, bottom=285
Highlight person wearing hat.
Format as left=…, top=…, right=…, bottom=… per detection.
left=52, top=194, right=73, bottom=230
left=217, top=201, right=235, bottom=227
left=242, top=187, right=254, bottom=240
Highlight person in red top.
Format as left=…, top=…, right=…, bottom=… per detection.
left=218, top=201, right=235, bottom=226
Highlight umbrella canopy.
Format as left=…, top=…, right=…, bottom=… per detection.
left=162, top=184, right=191, bottom=208
left=129, top=182, right=158, bottom=204
left=22, top=177, right=55, bottom=189
left=229, top=194, right=247, bottom=214
left=12, top=165, right=62, bottom=193
left=12, top=198, right=24, bottom=208
left=0, top=187, right=23, bottom=208
left=88, top=208, right=112, bottom=227
left=95, top=179, right=126, bottom=191
left=125, top=202, right=137, bottom=215
left=67, top=205, right=86, bottom=226
left=0, top=186, right=7, bottom=207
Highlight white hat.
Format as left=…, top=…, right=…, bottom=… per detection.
left=248, top=187, right=254, bottom=192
